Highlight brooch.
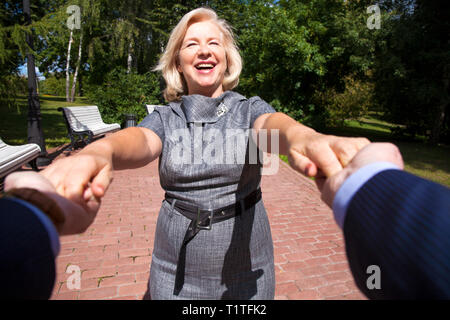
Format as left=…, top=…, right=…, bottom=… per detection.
left=216, top=103, right=228, bottom=117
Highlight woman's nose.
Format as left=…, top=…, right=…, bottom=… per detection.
left=197, top=43, right=211, bottom=58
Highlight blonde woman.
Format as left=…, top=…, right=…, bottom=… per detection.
left=43, top=8, right=369, bottom=299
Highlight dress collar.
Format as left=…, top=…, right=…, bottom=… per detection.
left=168, top=91, right=247, bottom=124
left=181, top=91, right=229, bottom=123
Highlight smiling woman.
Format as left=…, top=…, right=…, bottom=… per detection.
left=40, top=7, right=369, bottom=300
left=154, top=8, right=242, bottom=102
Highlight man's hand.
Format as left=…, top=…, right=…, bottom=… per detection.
left=317, top=143, right=404, bottom=207
left=5, top=171, right=101, bottom=235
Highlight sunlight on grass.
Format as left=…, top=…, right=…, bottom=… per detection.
left=281, top=114, right=450, bottom=187
left=0, top=95, right=92, bottom=149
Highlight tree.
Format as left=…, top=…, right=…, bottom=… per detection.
left=374, top=0, right=450, bottom=143
left=219, top=0, right=376, bottom=128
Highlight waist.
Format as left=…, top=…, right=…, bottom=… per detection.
left=164, top=188, right=262, bottom=229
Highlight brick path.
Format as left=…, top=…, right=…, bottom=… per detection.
left=49, top=145, right=366, bottom=300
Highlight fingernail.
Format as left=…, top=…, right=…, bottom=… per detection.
left=305, top=164, right=311, bottom=176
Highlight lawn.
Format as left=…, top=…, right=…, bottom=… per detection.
left=0, top=95, right=92, bottom=149
left=316, top=112, right=450, bottom=187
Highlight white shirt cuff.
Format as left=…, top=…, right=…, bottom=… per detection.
left=332, top=162, right=402, bottom=230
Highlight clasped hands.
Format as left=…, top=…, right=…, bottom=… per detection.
left=284, top=130, right=403, bottom=207
left=4, top=130, right=403, bottom=235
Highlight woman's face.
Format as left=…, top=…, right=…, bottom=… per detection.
left=177, top=20, right=227, bottom=98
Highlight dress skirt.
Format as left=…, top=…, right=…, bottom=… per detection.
left=149, top=198, right=275, bottom=300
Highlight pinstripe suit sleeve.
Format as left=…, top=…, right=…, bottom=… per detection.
left=343, top=169, right=450, bottom=299
left=0, top=198, right=56, bottom=299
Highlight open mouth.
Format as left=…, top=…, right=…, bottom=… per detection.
left=195, top=62, right=216, bottom=71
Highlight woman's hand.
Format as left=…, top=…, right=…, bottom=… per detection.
left=41, top=144, right=114, bottom=206
left=317, top=143, right=404, bottom=207
left=41, top=128, right=161, bottom=206
left=286, top=127, right=370, bottom=178
left=5, top=171, right=101, bottom=235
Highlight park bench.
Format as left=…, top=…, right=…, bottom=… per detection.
left=0, top=138, right=41, bottom=181
left=58, top=106, right=121, bottom=150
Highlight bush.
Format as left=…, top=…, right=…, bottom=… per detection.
left=311, top=77, right=374, bottom=128
left=39, top=75, right=66, bottom=96
left=85, top=67, right=162, bottom=124
left=0, top=74, right=28, bottom=111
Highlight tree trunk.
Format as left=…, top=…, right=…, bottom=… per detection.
left=78, top=70, right=83, bottom=97
left=430, top=78, right=449, bottom=144
left=23, top=0, right=49, bottom=164
left=127, top=41, right=133, bottom=74
left=431, top=103, right=447, bottom=144
left=70, top=32, right=83, bottom=102
left=66, top=30, right=73, bottom=102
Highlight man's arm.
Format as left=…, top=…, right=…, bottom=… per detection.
left=319, top=143, right=450, bottom=299
left=1, top=170, right=105, bottom=299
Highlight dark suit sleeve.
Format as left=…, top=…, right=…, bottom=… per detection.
left=343, top=169, right=450, bottom=299
left=0, top=198, right=56, bottom=299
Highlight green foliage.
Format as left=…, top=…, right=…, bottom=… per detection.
left=311, top=76, right=373, bottom=127
left=40, top=74, right=67, bottom=96
left=374, top=0, right=450, bottom=144
left=1, top=0, right=448, bottom=146
left=0, top=74, right=28, bottom=111
left=85, top=67, right=161, bottom=124
left=227, top=0, right=376, bottom=129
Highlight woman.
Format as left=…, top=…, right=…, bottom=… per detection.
left=42, top=8, right=369, bottom=299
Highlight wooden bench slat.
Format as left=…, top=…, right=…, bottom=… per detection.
left=58, top=106, right=121, bottom=150
left=0, top=138, right=41, bottom=179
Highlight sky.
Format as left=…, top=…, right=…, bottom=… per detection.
left=19, top=64, right=46, bottom=80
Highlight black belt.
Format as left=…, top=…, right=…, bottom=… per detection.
left=165, top=188, right=262, bottom=296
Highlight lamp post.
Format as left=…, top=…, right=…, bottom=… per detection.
left=23, top=0, right=51, bottom=166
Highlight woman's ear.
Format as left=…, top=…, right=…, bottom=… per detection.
left=176, top=56, right=182, bottom=73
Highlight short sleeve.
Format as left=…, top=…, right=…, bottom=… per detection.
left=249, top=96, right=276, bottom=127
left=137, top=109, right=165, bottom=142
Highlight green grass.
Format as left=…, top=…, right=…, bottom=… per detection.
left=0, top=95, right=92, bottom=149
left=317, top=112, right=450, bottom=187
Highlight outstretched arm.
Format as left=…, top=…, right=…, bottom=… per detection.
left=42, top=127, right=162, bottom=205
left=253, top=112, right=369, bottom=177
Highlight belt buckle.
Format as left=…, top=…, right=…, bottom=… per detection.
left=196, top=208, right=213, bottom=230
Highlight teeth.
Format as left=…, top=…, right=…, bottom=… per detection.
left=196, top=64, right=214, bottom=68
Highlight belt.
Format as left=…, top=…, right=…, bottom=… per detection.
left=165, top=188, right=262, bottom=296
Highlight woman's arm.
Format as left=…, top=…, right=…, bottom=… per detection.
left=42, top=127, right=162, bottom=205
left=253, top=112, right=369, bottom=178
left=91, top=127, right=162, bottom=170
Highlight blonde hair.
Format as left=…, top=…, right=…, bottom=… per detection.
left=154, top=7, right=242, bottom=102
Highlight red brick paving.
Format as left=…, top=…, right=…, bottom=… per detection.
left=48, top=143, right=366, bottom=300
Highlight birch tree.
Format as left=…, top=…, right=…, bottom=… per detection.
left=65, top=28, right=73, bottom=101
left=70, top=32, right=82, bottom=102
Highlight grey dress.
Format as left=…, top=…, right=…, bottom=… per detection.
left=138, top=91, right=276, bottom=299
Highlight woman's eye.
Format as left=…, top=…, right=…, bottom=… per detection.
left=186, top=43, right=197, bottom=47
